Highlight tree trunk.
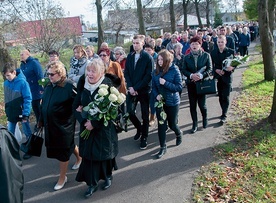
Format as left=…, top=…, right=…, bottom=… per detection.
left=206, top=0, right=211, bottom=28
left=258, top=0, right=275, bottom=81
left=115, top=24, right=123, bottom=45
left=194, top=0, right=203, bottom=28
left=182, top=0, right=189, bottom=31
left=96, top=0, right=104, bottom=50
left=170, top=0, right=176, bottom=33
left=268, top=0, right=275, bottom=32
left=136, top=0, right=145, bottom=35
left=268, top=79, right=276, bottom=124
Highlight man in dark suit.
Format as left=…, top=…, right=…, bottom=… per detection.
left=211, top=35, right=235, bottom=124
left=124, top=35, right=154, bottom=149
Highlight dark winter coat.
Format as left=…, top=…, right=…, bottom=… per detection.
left=20, top=56, right=44, bottom=100
left=77, top=77, right=119, bottom=161
left=152, top=64, right=182, bottom=106
left=182, top=50, right=213, bottom=84
left=0, top=125, right=23, bottom=203
left=4, top=69, right=32, bottom=122
left=124, top=50, right=154, bottom=94
left=40, top=79, right=76, bottom=148
left=211, top=47, right=235, bottom=84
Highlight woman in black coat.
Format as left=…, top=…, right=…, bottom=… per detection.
left=39, top=61, right=81, bottom=191
left=182, top=36, right=213, bottom=133
left=74, top=59, right=119, bottom=198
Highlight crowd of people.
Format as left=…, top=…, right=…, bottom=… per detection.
left=2, top=22, right=254, bottom=199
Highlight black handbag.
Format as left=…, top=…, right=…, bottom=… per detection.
left=20, top=128, right=44, bottom=157
left=196, top=77, right=217, bottom=95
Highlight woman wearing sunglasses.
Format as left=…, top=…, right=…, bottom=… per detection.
left=39, top=61, right=82, bottom=191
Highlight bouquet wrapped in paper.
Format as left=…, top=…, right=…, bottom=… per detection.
left=80, top=84, right=126, bottom=139
left=222, top=55, right=250, bottom=71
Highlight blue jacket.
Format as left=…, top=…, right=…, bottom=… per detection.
left=152, top=64, right=182, bottom=106
left=4, top=69, right=32, bottom=122
left=20, top=56, right=43, bottom=100
left=239, top=33, right=250, bottom=47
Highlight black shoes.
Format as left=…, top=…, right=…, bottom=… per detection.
left=85, top=185, right=98, bottom=198
left=102, top=176, right=112, bottom=190
left=134, top=131, right=141, bottom=141
left=220, top=115, right=227, bottom=124
left=140, top=138, right=147, bottom=149
left=176, top=134, right=182, bottom=146
left=156, top=146, right=167, bottom=159
left=203, top=119, right=208, bottom=129
left=23, top=153, right=32, bottom=160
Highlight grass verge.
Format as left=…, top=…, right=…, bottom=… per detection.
left=191, top=52, right=276, bottom=202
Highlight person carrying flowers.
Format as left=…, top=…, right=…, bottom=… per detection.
left=74, top=59, right=125, bottom=198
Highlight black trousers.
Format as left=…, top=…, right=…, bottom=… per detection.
left=32, top=99, right=41, bottom=124
left=187, top=83, right=207, bottom=126
left=217, top=78, right=231, bottom=117
left=156, top=104, right=181, bottom=147
left=126, top=93, right=150, bottom=138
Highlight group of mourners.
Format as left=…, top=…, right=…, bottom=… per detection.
left=2, top=23, right=251, bottom=199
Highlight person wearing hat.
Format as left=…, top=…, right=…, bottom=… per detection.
left=182, top=35, right=213, bottom=133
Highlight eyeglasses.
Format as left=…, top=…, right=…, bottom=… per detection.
left=47, top=72, right=57, bottom=77
left=99, top=54, right=107, bottom=57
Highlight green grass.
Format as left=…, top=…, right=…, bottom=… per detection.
left=192, top=53, right=276, bottom=202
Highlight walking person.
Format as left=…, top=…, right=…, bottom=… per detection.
left=152, top=50, right=183, bottom=158
left=19, top=49, right=44, bottom=132
left=68, top=44, right=88, bottom=84
left=38, top=61, right=82, bottom=191
left=238, top=27, right=250, bottom=56
left=74, top=59, right=119, bottom=198
left=182, top=36, right=213, bottom=133
left=211, top=35, right=235, bottom=124
left=3, top=62, right=33, bottom=160
left=124, top=35, right=154, bottom=149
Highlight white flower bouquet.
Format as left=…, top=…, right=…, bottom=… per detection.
left=81, top=84, right=126, bottom=139
left=222, top=55, right=250, bottom=71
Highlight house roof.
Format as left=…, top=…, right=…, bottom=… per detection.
left=8, top=16, right=82, bottom=42
left=177, top=14, right=207, bottom=27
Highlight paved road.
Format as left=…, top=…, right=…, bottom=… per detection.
left=22, top=42, right=257, bottom=203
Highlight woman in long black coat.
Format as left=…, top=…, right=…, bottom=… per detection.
left=39, top=61, right=81, bottom=190
left=74, top=59, right=118, bottom=198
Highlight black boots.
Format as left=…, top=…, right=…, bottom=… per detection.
left=176, top=132, right=182, bottom=146
left=203, top=118, right=208, bottom=129
left=156, top=146, right=167, bottom=159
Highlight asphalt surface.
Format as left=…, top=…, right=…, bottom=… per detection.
left=21, top=42, right=257, bottom=203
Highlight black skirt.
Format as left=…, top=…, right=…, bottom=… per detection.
left=75, top=158, right=117, bottom=186
left=46, top=144, right=75, bottom=162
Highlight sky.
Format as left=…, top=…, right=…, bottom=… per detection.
left=57, top=0, right=97, bottom=25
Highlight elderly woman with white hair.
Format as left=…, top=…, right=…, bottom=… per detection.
left=113, top=46, right=127, bottom=71
left=74, top=59, right=119, bottom=198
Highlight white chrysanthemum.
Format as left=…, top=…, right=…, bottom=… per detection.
left=98, top=88, right=109, bottom=96
left=110, top=86, right=120, bottom=96
left=108, top=94, right=118, bottom=102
